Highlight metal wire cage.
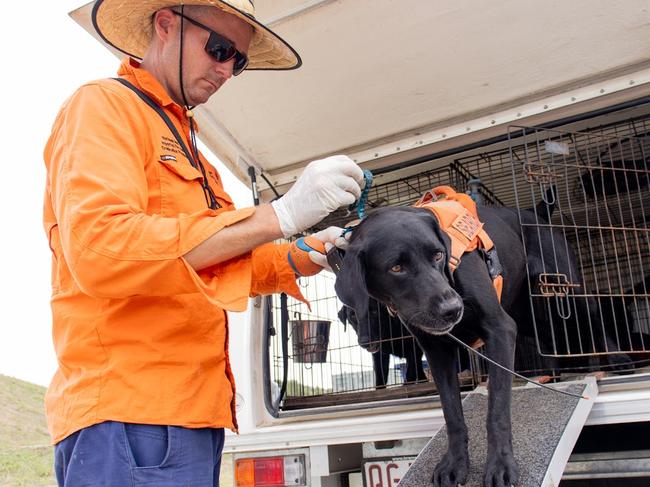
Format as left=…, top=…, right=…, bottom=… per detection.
left=507, top=124, right=650, bottom=359
left=267, top=109, right=650, bottom=412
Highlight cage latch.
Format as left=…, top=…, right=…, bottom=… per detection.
left=538, top=273, right=580, bottom=320
left=538, top=273, right=580, bottom=297
left=523, top=162, right=557, bottom=184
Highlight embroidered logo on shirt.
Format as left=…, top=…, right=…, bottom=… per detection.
left=161, top=136, right=184, bottom=156
left=160, top=155, right=177, bottom=162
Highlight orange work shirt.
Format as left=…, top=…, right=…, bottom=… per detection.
left=42, top=58, right=303, bottom=444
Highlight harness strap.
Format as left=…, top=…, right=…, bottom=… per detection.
left=414, top=186, right=503, bottom=301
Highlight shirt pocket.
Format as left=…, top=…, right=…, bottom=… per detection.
left=204, top=166, right=235, bottom=209
left=156, top=157, right=210, bottom=215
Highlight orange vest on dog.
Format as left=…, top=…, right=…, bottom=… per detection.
left=414, top=186, right=503, bottom=301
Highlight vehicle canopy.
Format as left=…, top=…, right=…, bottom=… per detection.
left=71, top=0, right=650, bottom=193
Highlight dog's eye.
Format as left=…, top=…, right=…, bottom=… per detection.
left=434, top=251, right=445, bottom=262
left=390, top=264, right=403, bottom=273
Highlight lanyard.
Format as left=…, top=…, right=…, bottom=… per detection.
left=113, top=78, right=219, bottom=210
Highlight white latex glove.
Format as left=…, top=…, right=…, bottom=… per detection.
left=271, top=155, right=364, bottom=238
left=307, top=226, right=351, bottom=272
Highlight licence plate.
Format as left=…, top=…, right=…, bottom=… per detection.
left=363, top=457, right=415, bottom=487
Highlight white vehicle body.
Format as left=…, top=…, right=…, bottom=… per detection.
left=72, top=1, right=650, bottom=485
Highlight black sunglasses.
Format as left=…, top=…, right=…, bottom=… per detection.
left=171, top=10, right=249, bottom=76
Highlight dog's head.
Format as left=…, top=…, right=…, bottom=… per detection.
left=334, top=206, right=464, bottom=336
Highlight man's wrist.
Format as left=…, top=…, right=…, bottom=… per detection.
left=270, top=198, right=297, bottom=238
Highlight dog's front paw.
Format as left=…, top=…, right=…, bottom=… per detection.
left=483, top=450, right=518, bottom=487
left=432, top=451, right=469, bottom=487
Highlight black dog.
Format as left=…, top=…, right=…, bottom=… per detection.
left=338, top=302, right=427, bottom=388
left=334, top=202, right=634, bottom=485
left=334, top=195, right=635, bottom=486
left=334, top=205, right=551, bottom=487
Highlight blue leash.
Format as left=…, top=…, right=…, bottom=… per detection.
left=329, top=170, right=373, bottom=272
left=345, top=169, right=373, bottom=227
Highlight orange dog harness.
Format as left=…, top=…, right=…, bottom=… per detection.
left=414, top=186, right=503, bottom=301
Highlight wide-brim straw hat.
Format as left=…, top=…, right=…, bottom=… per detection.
left=92, top=0, right=302, bottom=71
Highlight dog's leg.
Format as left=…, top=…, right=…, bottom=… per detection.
left=420, top=338, right=469, bottom=487
left=482, top=311, right=519, bottom=487
left=372, top=351, right=389, bottom=388
left=404, top=339, right=422, bottom=383
left=381, top=352, right=390, bottom=386
left=415, top=352, right=428, bottom=382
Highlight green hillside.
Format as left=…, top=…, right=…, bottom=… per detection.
left=0, top=374, right=233, bottom=486
left=0, top=374, right=54, bottom=486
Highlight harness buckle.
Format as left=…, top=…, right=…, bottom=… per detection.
left=448, top=255, right=461, bottom=271
left=482, top=247, right=503, bottom=279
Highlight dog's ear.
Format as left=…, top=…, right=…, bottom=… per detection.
left=337, top=306, right=349, bottom=332
left=429, top=214, right=455, bottom=285
left=334, top=243, right=370, bottom=330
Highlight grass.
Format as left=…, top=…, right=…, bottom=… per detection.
left=0, top=374, right=234, bottom=487
left=0, top=374, right=54, bottom=487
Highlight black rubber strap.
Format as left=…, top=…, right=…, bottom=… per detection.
left=279, top=292, right=289, bottom=406
left=113, top=77, right=198, bottom=169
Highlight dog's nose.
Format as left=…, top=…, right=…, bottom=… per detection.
left=438, top=298, right=463, bottom=324
left=365, top=342, right=380, bottom=353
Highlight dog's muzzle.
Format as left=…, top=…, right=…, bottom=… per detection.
left=365, top=342, right=381, bottom=353
left=405, top=295, right=464, bottom=336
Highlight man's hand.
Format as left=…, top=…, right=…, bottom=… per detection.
left=287, top=226, right=350, bottom=276
left=271, top=155, right=364, bottom=238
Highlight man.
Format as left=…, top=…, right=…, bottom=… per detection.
left=43, top=1, right=363, bottom=485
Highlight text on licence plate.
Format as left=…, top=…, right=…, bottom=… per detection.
left=364, top=457, right=415, bottom=487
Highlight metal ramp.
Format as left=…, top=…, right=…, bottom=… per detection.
left=398, top=378, right=598, bottom=487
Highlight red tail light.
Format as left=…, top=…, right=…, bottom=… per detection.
left=235, top=455, right=306, bottom=487
left=253, top=457, right=285, bottom=486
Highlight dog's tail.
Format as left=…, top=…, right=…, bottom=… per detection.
left=533, top=185, right=557, bottom=222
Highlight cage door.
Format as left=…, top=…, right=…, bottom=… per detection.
left=508, top=124, right=650, bottom=358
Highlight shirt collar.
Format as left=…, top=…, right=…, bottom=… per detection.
left=117, top=57, right=177, bottom=109
left=117, top=58, right=199, bottom=130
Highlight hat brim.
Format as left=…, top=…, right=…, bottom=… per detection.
left=92, top=0, right=302, bottom=71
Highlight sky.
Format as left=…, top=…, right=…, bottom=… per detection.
left=0, top=1, right=252, bottom=387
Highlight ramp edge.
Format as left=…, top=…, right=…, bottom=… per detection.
left=540, top=377, right=598, bottom=487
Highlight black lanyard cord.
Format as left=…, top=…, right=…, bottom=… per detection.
left=176, top=5, right=218, bottom=210
left=112, top=77, right=220, bottom=210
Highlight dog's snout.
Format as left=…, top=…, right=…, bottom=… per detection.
left=435, top=291, right=464, bottom=325
left=439, top=301, right=462, bottom=323
left=356, top=328, right=381, bottom=353
left=357, top=333, right=380, bottom=353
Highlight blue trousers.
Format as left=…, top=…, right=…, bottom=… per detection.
left=54, top=421, right=225, bottom=486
